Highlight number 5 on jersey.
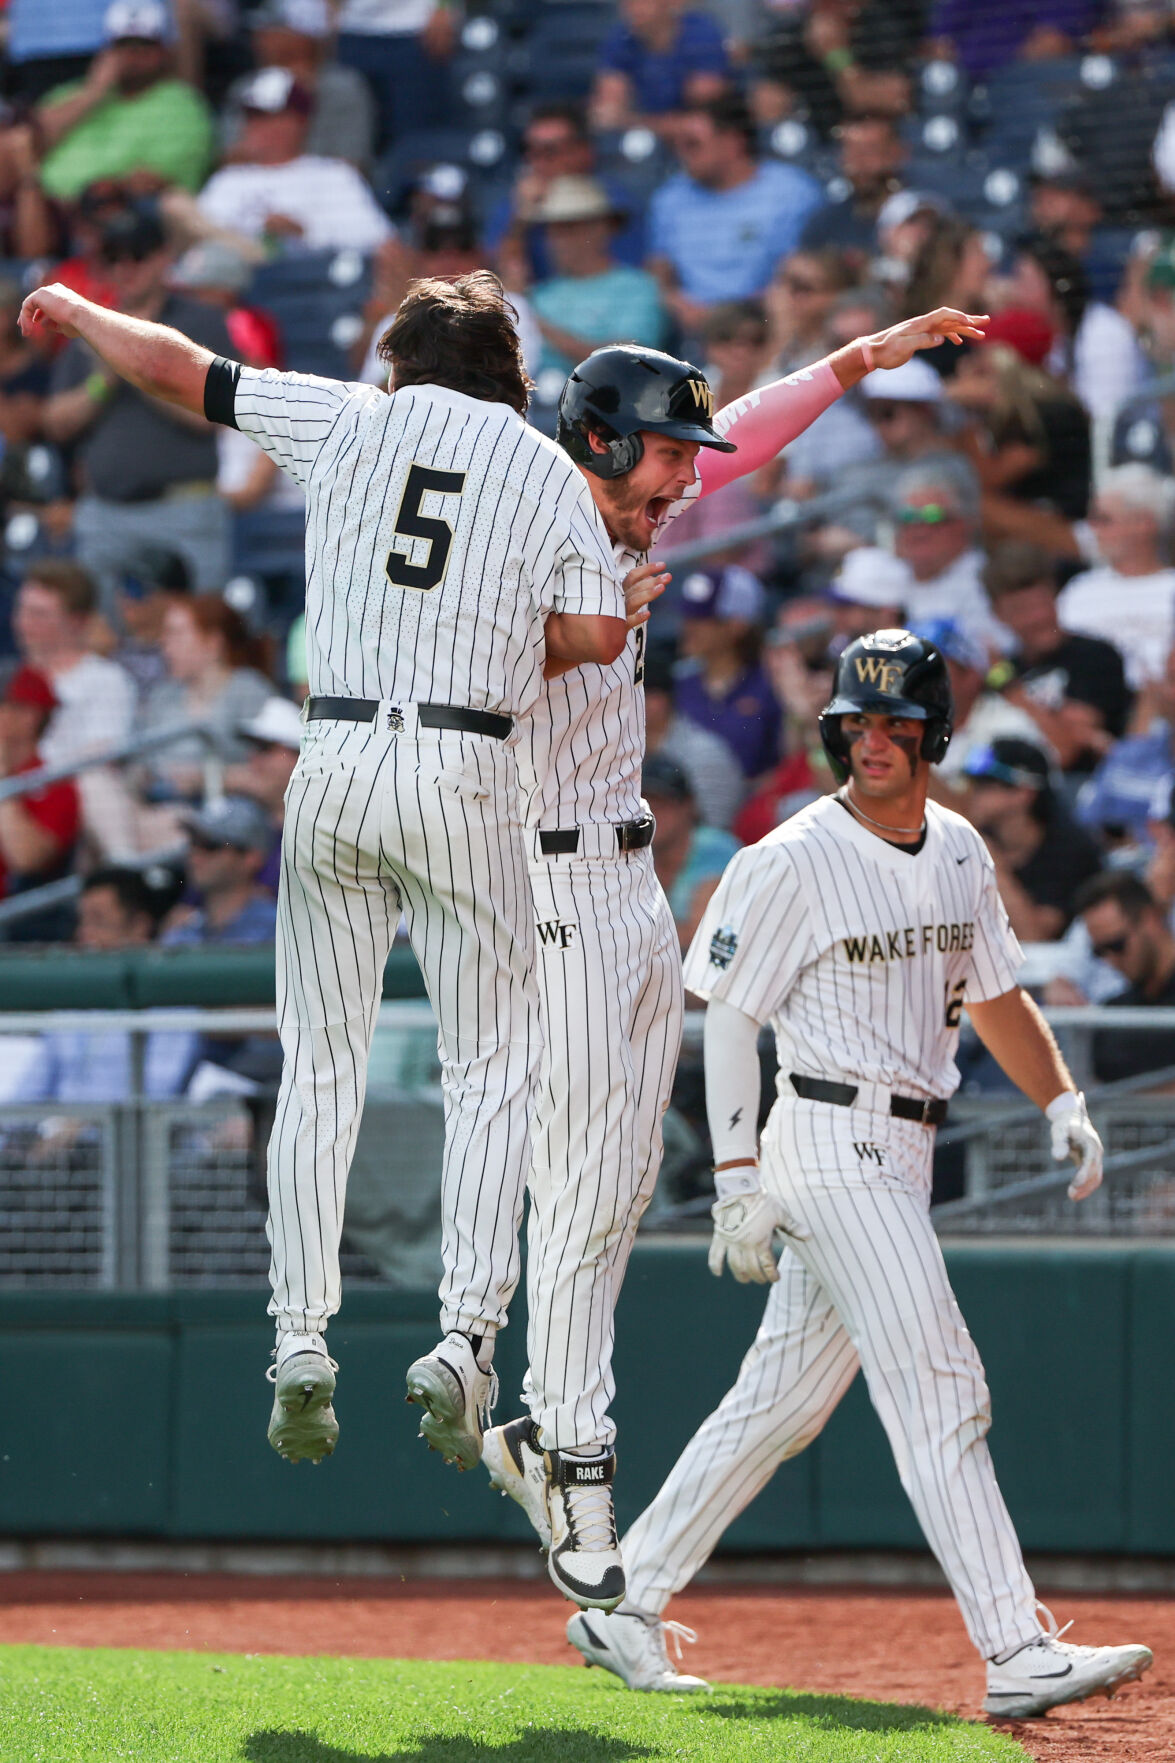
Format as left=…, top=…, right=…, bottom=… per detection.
left=386, top=463, right=467, bottom=591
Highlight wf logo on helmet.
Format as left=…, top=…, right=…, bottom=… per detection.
left=854, top=656, right=904, bottom=693
left=686, top=378, right=714, bottom=416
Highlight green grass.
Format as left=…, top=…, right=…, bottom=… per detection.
left=0, top=1646, right=1030, bottom=1763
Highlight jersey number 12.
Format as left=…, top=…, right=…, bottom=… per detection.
left=385, top=463, right=467, bottom=592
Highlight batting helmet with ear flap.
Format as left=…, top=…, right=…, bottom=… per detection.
left=557, top=344, right=737, bottom=479
left=818, top=628, right=954, bottom=783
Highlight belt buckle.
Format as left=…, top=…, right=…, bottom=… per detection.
left=917, top=1097, right=933, bottom=1124
left=386, top=705, right=405, bottom=733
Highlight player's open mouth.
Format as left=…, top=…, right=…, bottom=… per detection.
left=645, top=497, right=669, bottom=527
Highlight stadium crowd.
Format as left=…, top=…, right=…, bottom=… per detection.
left=5, top=0, right=1175, bottom=1095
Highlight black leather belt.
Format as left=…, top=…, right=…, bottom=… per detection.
left=789, top=1072, right=947, bottom=1126
left=538, top=814, right=656, bottom=856
left=305, top=697, right=512, bottom=739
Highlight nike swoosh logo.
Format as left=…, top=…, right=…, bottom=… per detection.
left=956, top=856, right=968, bottom=865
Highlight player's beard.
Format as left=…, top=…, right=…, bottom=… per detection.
left=598, top=477, right=669, bottom=551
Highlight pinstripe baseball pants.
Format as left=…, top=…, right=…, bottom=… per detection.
left=521, top=847, right=683, bottom=1452
left=622, top=1099, right=1040, bottom=1661
left=266, top=717, right=542, bottom=1342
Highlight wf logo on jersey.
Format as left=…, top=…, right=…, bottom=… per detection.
left=709, top=925, right=738, bottom=969
left=537, top=919, right=578, bottom=949
left=854, top=1142, right=886, bottom=1166
left=843, top=921, right=975, bottom=964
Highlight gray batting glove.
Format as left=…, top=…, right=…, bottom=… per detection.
left=708, top=1190, right=785, bottom=1284
left=1047, top=1091, right=1103, bottom=1201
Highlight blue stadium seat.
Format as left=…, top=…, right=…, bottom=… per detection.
left=374, top=126, right=514, bottom=221
left=247, top=250, right=373, bottom=380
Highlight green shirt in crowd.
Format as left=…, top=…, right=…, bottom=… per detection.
left=40, top=79, right=215, bottom=200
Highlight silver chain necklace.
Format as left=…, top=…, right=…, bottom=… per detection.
left=839, top=787, right=925, bottom=839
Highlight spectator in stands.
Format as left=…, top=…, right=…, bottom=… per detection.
left=12, top=561, right=135, bottom=768
left=4, top=0, right=117, bottom=102
left=734, top=595, right=835, bottom=844
left=4, top=865, right=180, bottom=1110
left=0, top=279, right=69, bottom=525
left=799, top=113, right=907, bottom=263
left=521, top=177, right=668, bottom=378
left=1076, top=872, right=1175, bottom=1083
left=1076, top=641, right=1175, bottom=849
left=196, top=66, right=394, bottom=252
left=872, top=189, right=951, bottom=294
left=223, top=694, right=304, bottom=893
left=674, top=564, right=780, bottom=779
left=646, top=95, right=822, bottom=337
left=166, top=795, right=278, bottom=947
left=644, top=752, right=739, bottom=950
left=0, top=665, right=81, bottom=943
left=842, top=356, right=974, bottom=521
left=643, top=646, right=744, bottom=830
left=947, top=325, right=1091, bottom=522
left=36, top=2, right=215, bottom=203
left=1008, top=233, right=1147, bottom=422
left=983, top=540, right=1132, bottom=777
left=486, top=103, right=644, bottom=283
left=926, top=0, right=1100, bottom=81
left=221, top=0, right=376, bottom=170
left=44, top=201, right=234, bottom=603
left=892, top=465, right=1004, bottom=652
left=761, top=246, right=859, bottom=380
left=107, top=549, right=190, bottom=696
left=1028, top=168, right=1102, bottom=270
left=764, top=288, right=890, bottom=502
left=334, top=0, right=456, bottom=150
left=0, top=121, right=57, bottom=260
left=901, top=215, right=991, bottom=376
left=964, top=736, right=1103, bottom=940
left=1058, top=465, right=1175, bottom=687
left=137, top=595, right=273, bottom=800
left=750, top=0, right=922, bottom=139
left=917, top=617, right=1041, bottom=790
left=591, top=0, right=731, bottom=132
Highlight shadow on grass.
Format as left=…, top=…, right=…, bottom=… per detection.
left=243, top=1731, right=656, bottom=1763
left=700, top=1691, right=962, bottom=1732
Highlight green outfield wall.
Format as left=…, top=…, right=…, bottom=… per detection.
left=2, top=1240, right=1171, bottom=1555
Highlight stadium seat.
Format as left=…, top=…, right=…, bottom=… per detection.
left=246, top=250, right=373, bottom=380
left=374, top=126, right=514, bottom=221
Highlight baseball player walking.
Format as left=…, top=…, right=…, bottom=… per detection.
left=481, top=312, right=990, bottom=1612
left=565, top=629, right=1153, bottom=1714
left=21, top=273, right=629, bottom=1471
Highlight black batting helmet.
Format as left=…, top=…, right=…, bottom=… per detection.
left=557, top=344, right=737, bottom=479
left=818, top=628, right=953, bottom=782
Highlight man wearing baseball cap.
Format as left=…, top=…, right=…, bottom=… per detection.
left=674, top=565, right=781, bottom=780
left=197, top=65, right=394, bottom=252
left=225, top=697, right=304, bottom=894
left=222, top=0, right=376, bottom=170
left=168, top=795, right=279, bottom=948
left=964, top=737, right=1103, bottom=942
left=37, top=2, right=214, bottom=201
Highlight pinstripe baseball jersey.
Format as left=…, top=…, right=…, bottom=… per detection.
left=515, top=484, right=700, bottom=829
left=682, top=796, right=1022, bottom=1097
left=212, top=365, right=623, bottom=713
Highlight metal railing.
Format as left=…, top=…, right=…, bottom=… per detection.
left=5, top=1003, right=1175, bottom=1291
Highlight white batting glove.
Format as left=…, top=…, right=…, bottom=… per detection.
left=1046, top=1091, right=1103, bottom=1201
left=708, top=1190, right=785, bottom=1284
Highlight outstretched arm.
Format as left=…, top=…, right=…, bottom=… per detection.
left=20, top=283, right=214, bottom=418
left=696, top=306, right=989, bottom=498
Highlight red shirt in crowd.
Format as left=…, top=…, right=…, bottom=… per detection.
left=0, top=757, right=81, bottom=899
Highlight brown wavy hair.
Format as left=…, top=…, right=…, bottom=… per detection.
left=377, top=271, right=533, bottom=416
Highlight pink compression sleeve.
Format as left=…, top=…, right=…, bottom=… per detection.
left=695, top=358, right=843, bottom=498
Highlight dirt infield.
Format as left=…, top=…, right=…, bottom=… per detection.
left=0, top=1571, right=1170, bottom=1760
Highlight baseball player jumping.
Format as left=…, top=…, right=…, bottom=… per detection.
left=566, top=630, right=1154, bottom=1717
left=480, top=312, right=990, bottom=1613
left=20, top=273, right=629, bottom=1470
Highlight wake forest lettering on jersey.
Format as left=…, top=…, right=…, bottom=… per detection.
left=843, top=922, right=977, bottom=964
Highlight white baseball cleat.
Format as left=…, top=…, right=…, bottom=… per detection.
left=483, top=1415, right=552, bottom=1546
left=266, top=1331, right=339, bottom=1464
left=405, top=1331, right=498, bottom=1470
left=567, top=1608, right=711, bottom=1692
left=984, top=1609, right=1153, bottom=1718
left=546, top=1448, right=625, bottom=1610
left=484, top=1416, right=624, bottom=1608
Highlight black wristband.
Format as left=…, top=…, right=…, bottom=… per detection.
left=203, top=355, right=241, bottom=428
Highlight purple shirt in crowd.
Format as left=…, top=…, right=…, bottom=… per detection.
left=673, top=664, right=781, bottom=779
left=929, top=0, right=1101, bottom=78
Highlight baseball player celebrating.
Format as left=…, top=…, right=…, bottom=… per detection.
left=567, top=630, right=1154, bottom=1717
left=481, top=312, right=990, bottom=1613
left=20, top=273, right=629, bottom=1471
